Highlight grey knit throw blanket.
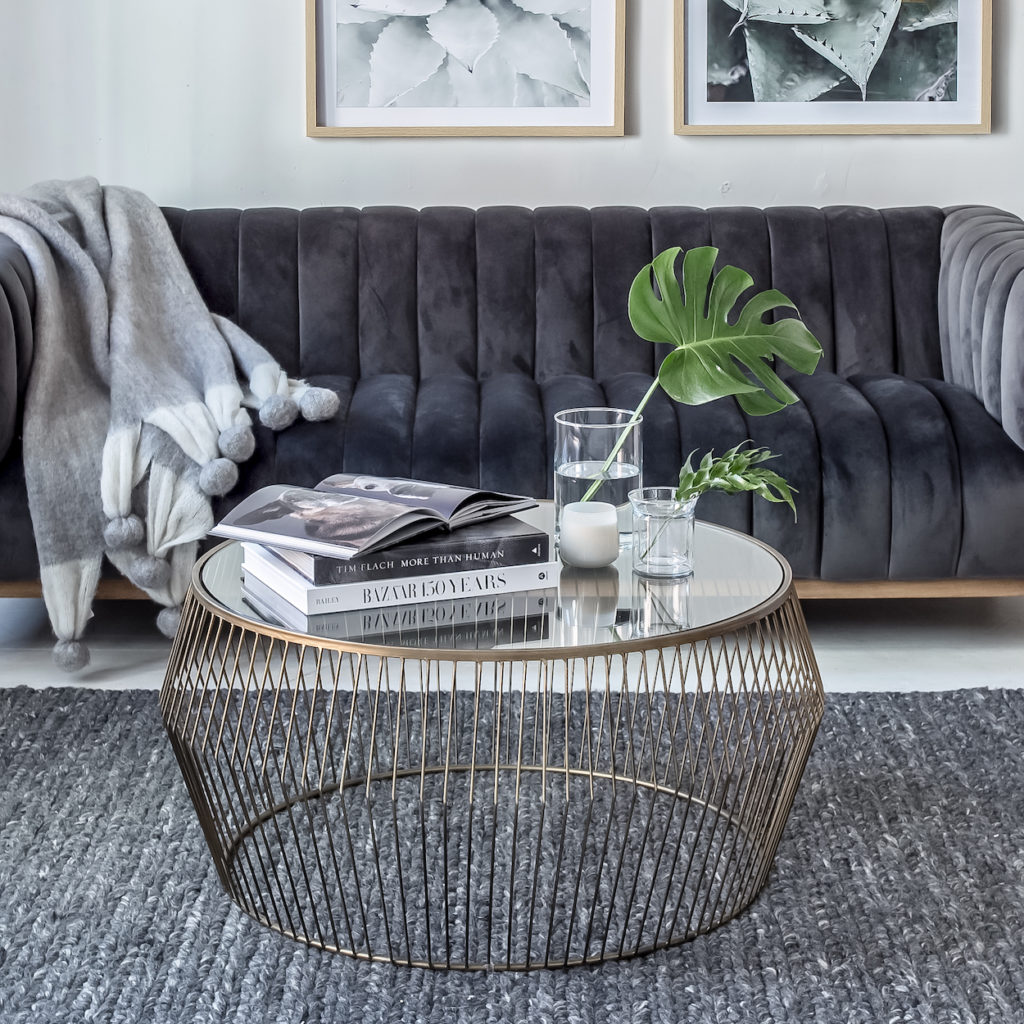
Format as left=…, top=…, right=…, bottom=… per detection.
left=0, top=178, right=339, bottom=670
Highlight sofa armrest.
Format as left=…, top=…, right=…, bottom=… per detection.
left=0, top=232, right=34, bottom=460
left=940, top=206, right=1024, bottom=449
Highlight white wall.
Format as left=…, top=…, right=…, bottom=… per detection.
left=0, top=0, right=1018, bottom=213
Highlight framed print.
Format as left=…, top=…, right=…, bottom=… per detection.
left=307, top=0, right=625, bottom=137
left=675, top=0, right=992, bottom=135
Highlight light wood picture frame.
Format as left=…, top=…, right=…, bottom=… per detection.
left=307, top=0, right=625, bottom=138
left=674, top=0, right=992, bottom=135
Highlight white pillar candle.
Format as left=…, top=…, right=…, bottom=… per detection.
left=558, top=501, right=620, bottom=568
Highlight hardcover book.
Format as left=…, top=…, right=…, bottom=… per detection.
left=241, top=573, right=555, bottom=649
left=245, top=515, right=550, bottom=586
left=241, top=547, right=561, bottom=615
left=211, top=473, right=537, bottom=560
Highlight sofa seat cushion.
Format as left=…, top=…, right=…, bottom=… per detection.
left=685, top=372, right=1024, bottom=581
left=4, top=371, right=1021, bottom=585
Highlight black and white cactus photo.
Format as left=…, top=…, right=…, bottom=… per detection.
left=707, top=0, right=958, bottom=103
left=333, top=0, right=592, bottom=109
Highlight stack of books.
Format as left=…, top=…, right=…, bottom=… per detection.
left=211, top=473, right=560, bottom=649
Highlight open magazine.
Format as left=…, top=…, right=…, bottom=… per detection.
left=210, top=474, right=538, bottom=560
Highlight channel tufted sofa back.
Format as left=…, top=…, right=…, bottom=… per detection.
left=3, top=202, right=1024, bottom=586
left=162, top=205, right=947, bottom=385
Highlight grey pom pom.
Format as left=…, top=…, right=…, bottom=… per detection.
left=259, top=394, right=299, bottom=430
left=130, top=554, right=171, bottom=590
left=104, top=513, right=145, bottom=551
left=54, top=639, right=90, bottom=672
left=218, top=424, right=255, bottom=462
left=299, top=387, right=340, bottom=422
left=156, top=605, right=182, bottom=639
left=199, top=457, right=239, bottom=496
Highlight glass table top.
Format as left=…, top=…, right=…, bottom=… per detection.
left=197, top=503, right=788, bottom=653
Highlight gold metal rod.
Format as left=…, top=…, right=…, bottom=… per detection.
left=599, top=783, right=640, bottom=960
left=263, top=728, right=326, bottom=946
left=505, top=662, right=531, bottom=967
left=542, top=786, right=572, bottom=967
left=561, top=789, right=597, bottom=966
left=386, top=661, right=414, bottom=964
left=440, top=660, right=458, bottom=969
left=415, top=659, right=436, bottom=968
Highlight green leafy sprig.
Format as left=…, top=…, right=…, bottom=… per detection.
left=676, top=442, right=797, bottom=520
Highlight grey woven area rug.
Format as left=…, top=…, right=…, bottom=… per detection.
left=1, top=687, right=1023, bottom=1024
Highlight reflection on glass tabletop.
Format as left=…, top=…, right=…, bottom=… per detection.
left=198, top=503, right=787, bottom=653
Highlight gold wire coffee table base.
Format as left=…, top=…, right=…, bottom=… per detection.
left=160, top=562, right=824, bottom=971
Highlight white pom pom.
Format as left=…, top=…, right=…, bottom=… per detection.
left=104, top=513, right=145, bottom=551
left=130, top=554, right=171, bottom=590
left=299, top=387, right=340, bottom=422
left=199, top=457, right=239, bottom=496
left=218, top=425, right=256, bottom=462
left=53, top=639, right=90, bottom=672
left=156, top=606, right=182, bottom=639
left=259, top=394, right=298, bottom=430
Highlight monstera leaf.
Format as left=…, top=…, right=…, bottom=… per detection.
left=628, top=247, right=823, bottom=415
left=793, top=0, right=903, bottom=99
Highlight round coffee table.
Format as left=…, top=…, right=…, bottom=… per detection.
left=160, top=507, right=824, bottom=970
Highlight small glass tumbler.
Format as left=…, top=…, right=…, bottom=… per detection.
left=629, top=488, right=698, bottom=578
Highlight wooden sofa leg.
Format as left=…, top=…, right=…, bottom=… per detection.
left=796, top=579, right=1024, bottom=599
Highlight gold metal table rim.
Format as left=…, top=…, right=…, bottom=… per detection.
left=187, top=524, right=795, bottom=662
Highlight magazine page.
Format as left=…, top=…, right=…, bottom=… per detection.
left=210, top=484, right=443, bottom=559
left=315, top=473, right=536, bottom=525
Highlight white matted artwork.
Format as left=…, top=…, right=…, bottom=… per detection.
left=307, top=0, right=624, bottom=137
left=675, top=0, right=992, bottom=134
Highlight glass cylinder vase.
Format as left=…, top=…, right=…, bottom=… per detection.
left=629, top=488, right=698, bottom=578
left=553, top=407, right=642, bottom=549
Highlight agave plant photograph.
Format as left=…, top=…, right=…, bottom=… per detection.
left=676, top=0, right=990, bottom=133
left=709, top=0, right=957, bottom=103
left=308, top=0, right=624, bottom=135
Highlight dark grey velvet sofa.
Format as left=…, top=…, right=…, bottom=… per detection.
left=2, top=204, right=1024, bottom=593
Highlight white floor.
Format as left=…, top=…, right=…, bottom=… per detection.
left=0, top=594, right=1022, bottom=692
